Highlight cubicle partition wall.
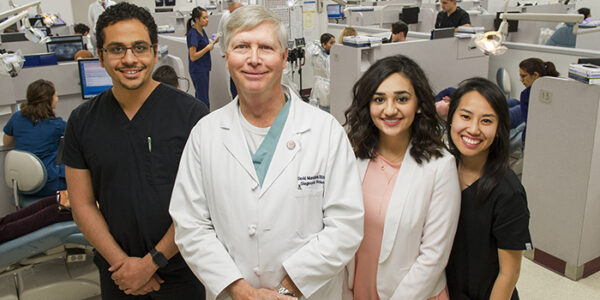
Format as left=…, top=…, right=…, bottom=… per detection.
left=488, top=43, right=600, bottom=100
left=522, top=77, right=600, bottom=280
left=152, top=11, right=187, bottom=36
left=329, top=36, right=489, bottom=124
left=576, top=31, right=600, bottom=51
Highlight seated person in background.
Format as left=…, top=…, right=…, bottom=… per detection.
left=338, top=26, right=358, bottom=44
left=74, top=49, right=93, bottom=60
left=518, top=58, right=559, bottom=145
left=435, top=0, right=471, bottom=32
left=390, top=21, right=408, bottom=42
left=545, top=23, right=576, bottom=48
left=0, top=195, right=72, bottom=244
left=74, top=23, right=95, bottom=53
left=3, top=79, right=66, bottom=197
left=579, top=8, right=593, bottom=24
left=152, top=65, right=179, bottom=88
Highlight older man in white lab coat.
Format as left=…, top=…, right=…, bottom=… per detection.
left=169, top=5, right=364, bottom=300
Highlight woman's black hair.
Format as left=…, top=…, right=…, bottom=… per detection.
left=95, top=2, right=158, bottom=50
left=186, top=7, right=208, bottom=34
left=344, top=55, right=445, bottom=164
left=519, top=58, right=559, bottom=77
left=447, top=77, right=510, bottom=203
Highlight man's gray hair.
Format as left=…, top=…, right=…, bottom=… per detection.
left=223, top=5, right=288, bottom=53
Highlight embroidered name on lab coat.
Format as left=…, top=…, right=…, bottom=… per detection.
left=297, top=175, right=325, bottom=189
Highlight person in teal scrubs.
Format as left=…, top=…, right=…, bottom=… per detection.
left=3, top=79, right=66, bottom=197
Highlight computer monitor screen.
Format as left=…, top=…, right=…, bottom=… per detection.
left=327, top=4, right=343, bottom=19
left=401, top=6, right=420, bottom=24
left=46, top=35, right=84, bottom=61
left=578, top=57, right=600, bottom=66
left=78, top=58, right=113, bottom=99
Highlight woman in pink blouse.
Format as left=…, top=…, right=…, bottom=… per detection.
left=344, top=55, right=461, bottom=300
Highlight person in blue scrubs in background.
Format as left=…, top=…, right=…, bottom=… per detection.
left=186, top=6, right=218, bottom=109
left=518, top=58, right=559, bottom=146
left=3, top=79, right=66, bottom=197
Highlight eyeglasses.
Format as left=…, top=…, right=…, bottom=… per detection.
left=100, top=43, right=155, bottom=59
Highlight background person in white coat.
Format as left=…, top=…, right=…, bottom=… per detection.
left=344, top=55, right=460, bottom=300
left=169, top=5, right=364, bottom=300
left=88, top=0, right=115, bottom=34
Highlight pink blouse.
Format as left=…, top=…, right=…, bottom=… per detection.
left=353, top=155, right=401, bottom=300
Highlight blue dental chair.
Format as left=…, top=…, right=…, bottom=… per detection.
left=0, top=150, right=88, bottom=268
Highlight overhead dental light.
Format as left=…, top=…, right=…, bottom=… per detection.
left=21, top=18, right=50, bottom=44
left=0, top=1, right=48, bottom=77
left=0, top=50, right=25, bottom=77
left=472, top=31, right=507, bottom=55
left=472, top=0, right=587, bottom=55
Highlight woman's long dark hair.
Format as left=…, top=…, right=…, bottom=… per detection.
left=20, top=79, right=56, bottom=123
left=344, top=55, right=444, bottom=164
left=519, top=58, right=559, bottom=77
left=447, top=77, right=510, bottom=203
left=186, top=7, right=207, bottom=34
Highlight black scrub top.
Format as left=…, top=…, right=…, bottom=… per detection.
left=435, top=6, right=471, bottom=29
left=446, top=169, right=532, bottom=300
left=63, top=84, right=208, bottom=272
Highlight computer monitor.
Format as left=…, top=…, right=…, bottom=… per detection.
left=430, top=28, right=455, bottom=40
left=400, top=6, right=420, bottom=24
left=327, top=4, right=343, bottom=19
left=578, top=57, right=600, bottom=66
left=46, top=35, right=84, bottom=61
left=0, top=32, right=28, bottom=43
left=77, top=58, right=113, bottom=99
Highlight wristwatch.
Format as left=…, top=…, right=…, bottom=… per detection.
left=276, top=283, right=297, bottom=297
left=149, top=247, right=168, bottom=268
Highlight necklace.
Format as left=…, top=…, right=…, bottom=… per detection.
left=377, top=157, right=400, bottom=215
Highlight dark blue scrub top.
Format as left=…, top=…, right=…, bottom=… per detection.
left=187, top=28, right=212, bottom=73
left=3, top=111, right=66, bottom=196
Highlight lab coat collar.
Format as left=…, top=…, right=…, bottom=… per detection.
left=357, top=143, right=418, bottom=263
left=219, top=86, right=311, bottom=195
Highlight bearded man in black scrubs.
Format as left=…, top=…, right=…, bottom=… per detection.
left=435, top=0, right=471, bottom=32
left=63, top=3, right=208, bottom=299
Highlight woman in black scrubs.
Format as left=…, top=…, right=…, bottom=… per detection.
left=445, top=78, right=532, bottom=300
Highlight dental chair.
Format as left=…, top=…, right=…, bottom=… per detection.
left=0, top=150, right=99, bottom=300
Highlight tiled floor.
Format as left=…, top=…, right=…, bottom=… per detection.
left=517, top=258, right=600, bottom=299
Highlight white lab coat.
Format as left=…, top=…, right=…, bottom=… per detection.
left=306, top=41, right=330, bottom=108
left=88, top=0, right=116, bottom=32
left=345, top=147, right=460, bottom=300
left=170, top=90, right=364, bottom=300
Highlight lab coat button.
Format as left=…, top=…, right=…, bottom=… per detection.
left=253, top=267, right=260, bottom=275
left=248, top=224, right=257, bottom=236
left=287, top=140, right=296, bottom=150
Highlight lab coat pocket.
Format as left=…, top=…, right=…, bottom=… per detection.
left=295, top=188, right=324, bottom=238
